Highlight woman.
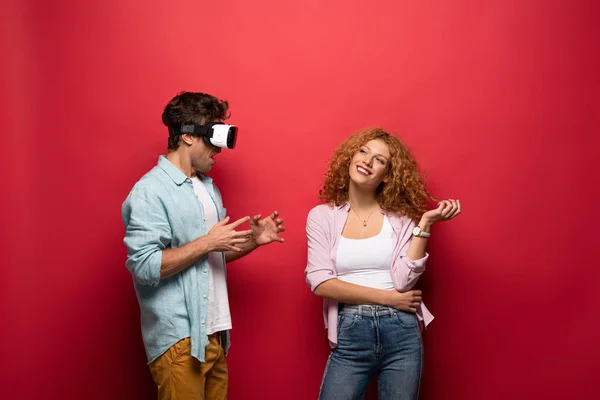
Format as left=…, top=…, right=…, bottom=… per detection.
left=305, top=127, right=461, bottom=399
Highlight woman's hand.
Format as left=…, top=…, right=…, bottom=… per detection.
left=386, top=290, right=422, bottom=313
left=421, top=199, right=461, bottom=226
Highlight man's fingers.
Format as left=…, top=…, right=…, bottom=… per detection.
left=228, top=216, right=251, bottom=229
left=270, top=211, right=279, bottom=220
left=232, top=234, right=252, bottom=242
left=232, top=229, right=252, bottom=237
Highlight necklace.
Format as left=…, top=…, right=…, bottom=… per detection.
left=349, top=203, right=377, bottom=227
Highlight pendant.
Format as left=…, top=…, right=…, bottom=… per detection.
left=363, top=221, right=367, bottom=227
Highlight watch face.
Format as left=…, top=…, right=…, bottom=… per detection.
left=412, top=227, right=421, bottom=236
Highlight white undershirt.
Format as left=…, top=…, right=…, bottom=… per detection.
left=191, top=177, right=232, bottom=334
left=336, top=216, right=395, bottom=290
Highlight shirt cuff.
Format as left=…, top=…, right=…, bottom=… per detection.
left=402, top=252, right=429, bottom=272
left=306, top=270, right=337, bottom=292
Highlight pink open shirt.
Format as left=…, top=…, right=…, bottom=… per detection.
left=305, top=202, right=434, bottom=347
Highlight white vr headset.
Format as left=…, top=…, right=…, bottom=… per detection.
left=171, top=123, right=238, bottom=149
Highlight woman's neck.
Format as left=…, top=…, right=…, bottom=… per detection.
left=347, top=183, right=379, bottom=212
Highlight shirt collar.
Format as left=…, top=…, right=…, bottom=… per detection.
left=337, top=202, right=351, bottom=212
left=157, top=156, right=188, bottom=185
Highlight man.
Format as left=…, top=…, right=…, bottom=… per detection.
left=122, top=91, right=285, bottom=399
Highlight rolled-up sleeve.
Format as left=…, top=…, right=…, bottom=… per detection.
left=305, top=207, right=337, bottom=292
left=391, top=217, right=428, bottom=290
left=122, top=188, right=172, bottom=286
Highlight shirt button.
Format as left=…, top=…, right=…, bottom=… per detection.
left=201, top=319, right=205, bottom=325
left=203, top=268, right=208, bottom=273
left=203, top=294, right=207, bottom=299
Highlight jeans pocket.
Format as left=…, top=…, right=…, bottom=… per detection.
left=338, top=313, right=358, bottom=331
left=395, top=311, right=418, bottom=328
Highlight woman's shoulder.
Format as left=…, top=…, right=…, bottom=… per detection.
left=307, top=202, right=342, bottom=221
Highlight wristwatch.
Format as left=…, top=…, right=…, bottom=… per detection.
left=412, top=226, right=431, bottom=238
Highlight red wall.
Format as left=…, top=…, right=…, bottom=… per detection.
left=2, top=1, right=599, bottom=399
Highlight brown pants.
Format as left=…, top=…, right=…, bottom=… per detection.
left=149, top=334, right=227, bottom=400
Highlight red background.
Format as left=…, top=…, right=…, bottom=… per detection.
left=2, top=0, right=599, bottom=399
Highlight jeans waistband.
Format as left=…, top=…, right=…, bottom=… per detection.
left=339, top=303, right=397, bottom=317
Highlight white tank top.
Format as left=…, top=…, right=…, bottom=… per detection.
left=191, top=176, right=232, bottom=334
left=336, top=216, right=395, bottom=290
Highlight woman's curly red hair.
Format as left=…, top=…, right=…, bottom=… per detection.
left=319, top=127, right=432, bottom=222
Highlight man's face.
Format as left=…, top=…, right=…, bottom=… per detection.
left=181, top=119, right=223, bottom=173
left=189, top=135, right=221, bottom=173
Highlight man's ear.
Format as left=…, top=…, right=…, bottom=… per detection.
left=180, top=134, right=195, bottom=146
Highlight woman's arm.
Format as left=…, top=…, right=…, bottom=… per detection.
left=314, top=279, right=422, bottom=312
left=406, top=199, right=461, bottom=260
left=390, top=200, right=461, bottom=290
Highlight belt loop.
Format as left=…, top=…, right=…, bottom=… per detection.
left=357, top=305, right=363, bottom=316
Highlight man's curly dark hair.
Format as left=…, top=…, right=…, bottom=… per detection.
left=162, top=92, right=230, bottom=150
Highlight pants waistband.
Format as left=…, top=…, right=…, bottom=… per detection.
left=339, top=303, right=397, bottom=317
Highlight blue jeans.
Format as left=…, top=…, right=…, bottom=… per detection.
left=319, top=304, right=423, bottom=400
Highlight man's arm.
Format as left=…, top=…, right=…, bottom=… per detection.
left=123, top=188, right=252, bottom=284
left=162, top=216, right=253, bottom=278
left=224, top=238, right=258, bottom=263
left=123, top=188, right=172, bottom=286
left=160, top=237, right=215, bottom=280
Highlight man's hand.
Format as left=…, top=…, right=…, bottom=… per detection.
left=249, top=211, right=285, bottom=246
left=206, top=216, right=253, bottom=253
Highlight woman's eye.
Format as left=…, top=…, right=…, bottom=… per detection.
left=376, top=158, right=385, bottom=164
left=359, top=149, right=367, bottom=154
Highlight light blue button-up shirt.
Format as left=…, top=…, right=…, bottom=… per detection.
left=122, top=156, right=229, bottom=363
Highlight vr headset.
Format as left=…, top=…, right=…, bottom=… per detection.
left=170, top=122, right=238, bottom=149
